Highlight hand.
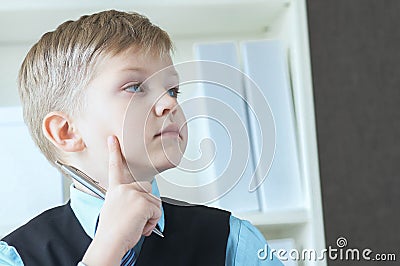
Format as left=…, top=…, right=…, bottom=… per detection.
left=82, top=135, right=162, bottom=266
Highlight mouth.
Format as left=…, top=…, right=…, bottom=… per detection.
left=155, top=123, right=182, bottom=139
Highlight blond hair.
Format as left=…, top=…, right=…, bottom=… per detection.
left=18, top=10, right=172, bottom=165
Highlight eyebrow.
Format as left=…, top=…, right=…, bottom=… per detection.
left=122, top=67, right=178, bottom=75
left=121, top=67, right=143, bottom=73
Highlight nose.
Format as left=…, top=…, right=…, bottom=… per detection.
left=154, top=89, right=178, bottom=117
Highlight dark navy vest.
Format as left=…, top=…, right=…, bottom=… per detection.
left=3, top=199, right=230, bottom=266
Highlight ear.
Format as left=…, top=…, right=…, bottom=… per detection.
left=42, top=112, right=86, bottom=152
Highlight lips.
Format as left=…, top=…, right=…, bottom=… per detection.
left=155, top=123, right=181, bottom=139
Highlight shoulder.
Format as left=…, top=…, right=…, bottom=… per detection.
left=226, top=216, right=284, bottom=266
left=229, top=216, right=266, bottom=242
left=2, top=203, right=90, bottom=265
left=0, top=241, right=24, bottom=266
left=2, top=203, right=71, bottom=243
left=0, top=204, right=71, bottom=266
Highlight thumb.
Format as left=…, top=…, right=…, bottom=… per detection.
left=107, top=135, right=131, bottom=188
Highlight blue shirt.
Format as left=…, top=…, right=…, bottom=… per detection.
left=0, top=181, right=283, bottom=265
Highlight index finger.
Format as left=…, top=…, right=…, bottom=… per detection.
left=107, top=135, right=132, bottom=188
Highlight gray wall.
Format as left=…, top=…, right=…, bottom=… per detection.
left=307, top=0, right=400, bottom=264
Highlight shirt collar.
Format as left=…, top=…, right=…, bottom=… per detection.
left=70, top=179, right=165, bottom=239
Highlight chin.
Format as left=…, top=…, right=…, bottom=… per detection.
left=156, top=156, right=183, bottom=173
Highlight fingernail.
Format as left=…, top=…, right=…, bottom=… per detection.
left=107, top=136, right=114, bottom=146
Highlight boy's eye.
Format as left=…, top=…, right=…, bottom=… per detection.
left=124, top=84, right=142, bottom=93
left=167, top=87, right=180, bottom=98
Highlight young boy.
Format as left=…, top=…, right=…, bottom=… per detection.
left=0, top=10, right=283, bottom=266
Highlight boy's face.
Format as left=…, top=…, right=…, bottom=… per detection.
left=73, top=47, right=188, bottom=187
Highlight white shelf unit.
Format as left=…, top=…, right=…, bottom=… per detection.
left=167, top=1, right=326, bottom=266
left=234, top=208, right=309, bottom=227
left=0, top=1, right=325, bottom=265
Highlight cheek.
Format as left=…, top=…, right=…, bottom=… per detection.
left=122, top=114, right=148, bottom=155
left=122, top=118, right=152, bottom=178
left=78, top=104, right=124, bottom=150
left=180, top=126, right=188, bottom=154
left=177, top=108, right=188, bottom=139
left=123, top=100, right=153, bottom=142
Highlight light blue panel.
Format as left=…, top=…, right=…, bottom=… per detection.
left=241, top=40, right=303, bottom=210
left=194, top=42, right=260, bottom=213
